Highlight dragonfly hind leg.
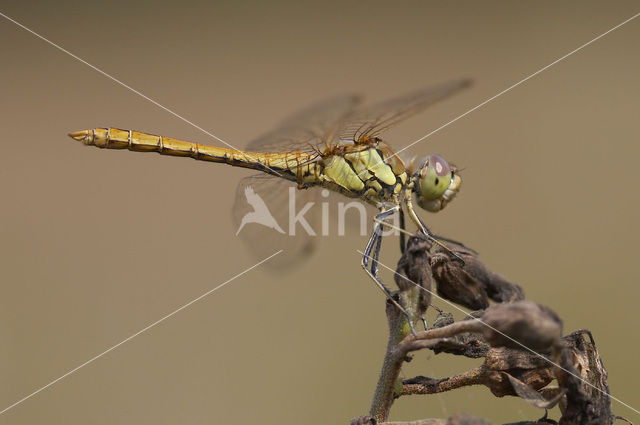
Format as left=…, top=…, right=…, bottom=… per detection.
left=361, top=206, right=417, bottom=335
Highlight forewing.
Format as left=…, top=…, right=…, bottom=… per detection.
left=245, top=94, right=362, bottom=153
left=232, top=174, right=320, bottom=269
left=338, top=79, right=472, bottom=143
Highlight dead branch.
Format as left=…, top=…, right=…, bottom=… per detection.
left=353, top=236, right=618, bottom=425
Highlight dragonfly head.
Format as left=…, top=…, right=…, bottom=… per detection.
left=413, top=154, right=461, bottom=212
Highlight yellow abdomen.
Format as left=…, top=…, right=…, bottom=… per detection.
left=69, top=127, right=319, bottom=181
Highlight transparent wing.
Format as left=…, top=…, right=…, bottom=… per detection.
left=245, top=79, right=471, bottom=154
left=232, top=173, right=321, bottom=269
left=338, top=78, right=472, bottom=143
left=245, top=94, right=362, bottom=153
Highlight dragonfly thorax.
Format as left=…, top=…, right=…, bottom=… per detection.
left=313, top=142, right=408, bottom=205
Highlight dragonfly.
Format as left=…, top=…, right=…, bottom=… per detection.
left=68, top=79, right=471, bottom=331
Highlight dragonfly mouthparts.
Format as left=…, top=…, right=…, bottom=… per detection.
left=68, top=130, right=94, bottom=144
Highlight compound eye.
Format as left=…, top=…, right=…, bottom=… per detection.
left=418, top=154, right=452, bottom=202
left=429, top=154, right=451, bottom=179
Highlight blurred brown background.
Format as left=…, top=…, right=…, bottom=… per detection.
left=1, top=1, right=639, bottom=424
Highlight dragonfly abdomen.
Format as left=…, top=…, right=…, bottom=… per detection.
left=68, top=127, right=319, bottom=178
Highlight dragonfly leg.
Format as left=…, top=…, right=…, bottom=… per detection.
left=361, top=206, right=417, bottom=335
left=405, top=198, right=466, bottom=265
left=428, top=231, right=478, bottom=255
left=370, top=228, right=383, bottom=278
left=367, top=207, right=398, bottom=279
left=399, top=208, right=406, bottom=255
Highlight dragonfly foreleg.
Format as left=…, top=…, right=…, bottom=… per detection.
left=427, top=230, right=478, bottom=255
left=405, top=197, right=466, bottom=265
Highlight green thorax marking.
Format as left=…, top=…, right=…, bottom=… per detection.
left=317, top=144, right=407, bottom=203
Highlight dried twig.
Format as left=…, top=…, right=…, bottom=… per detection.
left=353, top=236, right=617, bottom=425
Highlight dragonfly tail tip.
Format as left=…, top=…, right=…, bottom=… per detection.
left=68, top=130, right=92, bottom=144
